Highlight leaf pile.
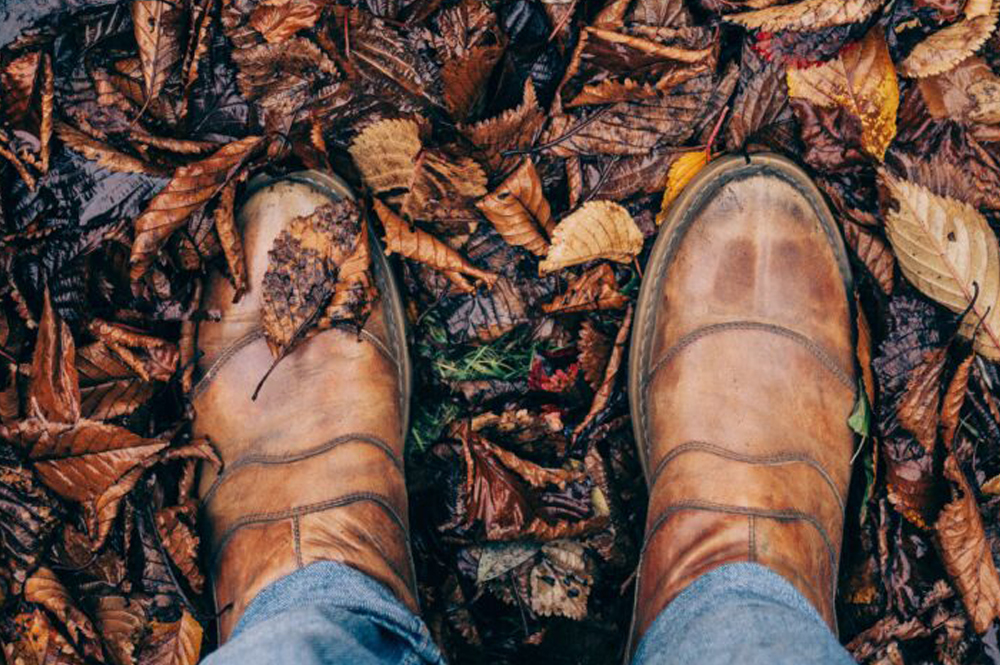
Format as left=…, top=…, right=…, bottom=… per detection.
left=0, top=0, right=999, bottom=663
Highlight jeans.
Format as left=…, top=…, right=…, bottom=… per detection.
left=202, top=561, right=856, bottom=665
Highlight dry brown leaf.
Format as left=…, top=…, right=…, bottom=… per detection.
left=56, top=122, right=168, bottom=176
left=574, top=305, right=632, bottom=438
left=528, top=540, right=593, bottom=620
left=936, top=455, right=1000, bottom=634
left=656, top=150, right=709, bottom=225
left=88, top=320, right=178, bottom=383
left=261, top=199, right=373, bottom=357
left=130, top=135, right=264, bottom=280
left=1, top=50, right=40, bottom=128
left=321, top=218, right=378, bottom=326
left=941, top=353, right=975, bottom=449
left=374, top=199, right=498, bottom=292
left=842, top=219, right=895, bottom=295
left=857, top=303, right=876, bottom=404
left=442, top=44, right=504, bottom=121
left=402, top=152, right=487, bottom=222
left=249, top=0, right=326, bottom=43
left=155, top=505, right=204, bottom=593
left=728, top=0, right=884, bottom=30
left=30, top=290, right=80, bottom=424
left=880, top=172, right=1000, bottom=360
left=900, top=0, right=1000, bottom=78
left=95, top=596, right=146, bottom=665
left=461, top=79, right=544, bottom=175
left=542, top=264, right=628, bottom=314
left=25, top=567, right=101, bottom=659
left=787, top=27, right=898, bottom=160
left=539, top=202, right=643, bottom=273
left=897, top=347, right=947, bottom=453
left=142, top=611, right=202, bottom=665
left=213, top=179, right=248, bottom=301
left=476, top=159, right=553, bottom=256
left=132, top=0, right=185, bottom=100
left=578, top=320, right=611, bottom=391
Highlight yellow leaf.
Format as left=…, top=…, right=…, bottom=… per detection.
left=539, top=201, right=643, bottom=273
left=880, top=171, right=1000, bottom=360
left=900, top=0, right=1000, bottom=78
left=655, top=150, right=709, bottom=225
left=728, top=0, right=884, bottom=31
left=787, top=27, right=898, bottom=160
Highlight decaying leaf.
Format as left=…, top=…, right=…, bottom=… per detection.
left=899, top=0, right=1000, bottom=78
left=131, top=136, right=264, bottom=279
left=528, top=540, right=594, bottom=620
left=935, top=455, right=1000, bottom=634
left=842, top=219, right=895, bottom=295
left=476, top=159, right=553, bottom=256
left=155, top=505, right=204, bottom=593
left=787, top=27, right=898, bottom=160
left=213, top=179, right=248, bottom=301
left=897, top=347, right=947, bottom=453
left=374, top=199, right=498, bottom=292
left=95, top=596, right=145, bottom=665
left=461, top=79, right=544, bottom=175
left=940, top=353, right=975, bottom=448
left=142, top=611, right=202, bottom=665
left=539, top=202, right=643, bottom=273
left=132, top=0, right=185, bottom=101
left=5, top=609, right=84, bottom=665
left=578, top=321, right=611, bottom=391
left=919, top=57, right=1000, bottom=129
left=249, top=0, right=326, bottom=43
left=880, top=172, right=1000, bottom=360
left=574, top=305, right=632, bottom=438
left=56, top=122, right=168, bottom=176
left=542, top=264, right=628, bottom=314
left=656, top=150, right=709, bottom=225
left=261, top=199, right=374, bottom=357
left=30, top=290, right=80, bottom=424
left=24, top=567, right=101, bottom=659
left=728, top=0, right=884, bottom=31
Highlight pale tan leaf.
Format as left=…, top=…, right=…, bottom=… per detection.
left=529, top=540, right=593, bottom=620
left=142, top=611, right=202, bottom=665
left=728, top=0, right=884, bottom=31
left=374, top=199, right=497, bottom=292
left=880, top=172, right=1000, bottom=360
left=787, top=27, right=899, bottom=160
left=918, top=57, right=1000, bottom=126
left=900, top=0, right=1000, bottom=78
left=539, top=201, right=643, bottom=273
left=936, top=455, right=1000, bottom=634
left=656, top=150, right=709, bottom=225
left=476, top=159, right=553, bottom=256
left=131, top=0, right=185, bottom=100
left=542, top=264, right=628, bottom=314
left=130, top=135, right=264, bottom=280
left=349, top=118, right=422, bottom=195
left=56, top=122, right=168, bottom=176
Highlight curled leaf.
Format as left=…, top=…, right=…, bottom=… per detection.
left=132, top=0, right=185, bottom=100
left=900, top=0, right=1000, bottom=78
left=249, top=0, right=326, bottom=43
left=542, top=264, right=628, bottom=314
left=897, top=347, right=947, bottom=453
left=539, top=202, right=643, bottom=273
left=476, top=159, right=553, bottom=256
left=656, top=149, right=709, bottom=225
left=142, top=611, right=203, bottom=665
left=728, top=0, right=884, bottom=31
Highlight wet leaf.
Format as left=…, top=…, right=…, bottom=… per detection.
left=132, top=0, right=185, bottom=101
left=461, top=79, right=544, bottom=175
left=880, top=171, right=1000, bottom=360
left=940, top=353, right=975, bottom=448
left=213, top=179, right=247, bottom=300
left=261, top=199, right=373, bottom=357
left=936, top=455, right=1000, bottom=633
left=29, top=290, right=80, bottom=424
left=542, top=264, right=628, bottom=314
left=476, top=159, right=553, bottom=256
left=578, top=320, right=610, bottom=391
left=95, top=596, right=145, bottom=665
left=140, top=611, right=202, bottom=665
left=130, top=135, right=264, bottom=279
left=787, top=27, right=899, bottom=160
left=155, top=505, right=203, bottom=594
left=56, top=122, right=169, bottom=176
left=842, top=219, right=896, bottom=295
left=249, top=0, right=326, bottom=43
left=539, top=202, right=643, bottom=273
left=24, top=567, right=101, bottom=659
left=5, top=609, right=84, bottom=665
left=897, top=347, right=947, bottom=453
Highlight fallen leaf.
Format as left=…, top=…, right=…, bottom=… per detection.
left=29, top=290, right=80, bottom=424
left=919, top=57, right=1000, bottom=128
left=130, top=136, right=264, bottom=280
left=56, top=122, right=168, bottom=176
left=940, top=353, right=975, bottom=449
left=476, top=159, right=553, bottom=256
left=574, top=305, right=632, bottom=438
left=141, top=611, right=202, bottom=665
left=249, top=0, right=326, bottom=43
left=899, top=0, right=1000, bottom=78
left=213, top=179, right=248, bottom=301
left=935, top=455, right=1000, bottom=634
left=25, top=567, right=102, bottom=659
left=728, top=0, right=885, bottom=31
left=897, top=347, right=947, bottom=453
left=461, top=79, right=544, bottom=175
left=155, top=505, right=204, bottom=594
left=542, top=264, right=628, bottom=314
left=5, top=609, right=85, bottom=665
left=539, top=202, right=643, bottom=273
left=132, top=0, right=185, bottom=100
left=95, top=596, right=146, bottom=665
left=528, top=540, right=593, bottom=620
left=578, top=320, right=611, bottom=391
left=880, top=172, right=1000, bottom=360
left=842, top=219, right=896, bottom=295
left=374, top=198, right=498, bottom=292
left=787, top=27, right=899, bottom=160
left=442, top=44, right=504, bottom=121
left=656, top=150, right=709, bottom=225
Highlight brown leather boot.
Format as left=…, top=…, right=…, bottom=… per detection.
left=191, top=171, right=417, bottom=641
left=626, top=154, right=857, bottom=648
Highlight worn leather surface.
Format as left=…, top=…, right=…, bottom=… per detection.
left=629, top=156, right=856, bottom=647
left=192, top=175, right=416, bottom=641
